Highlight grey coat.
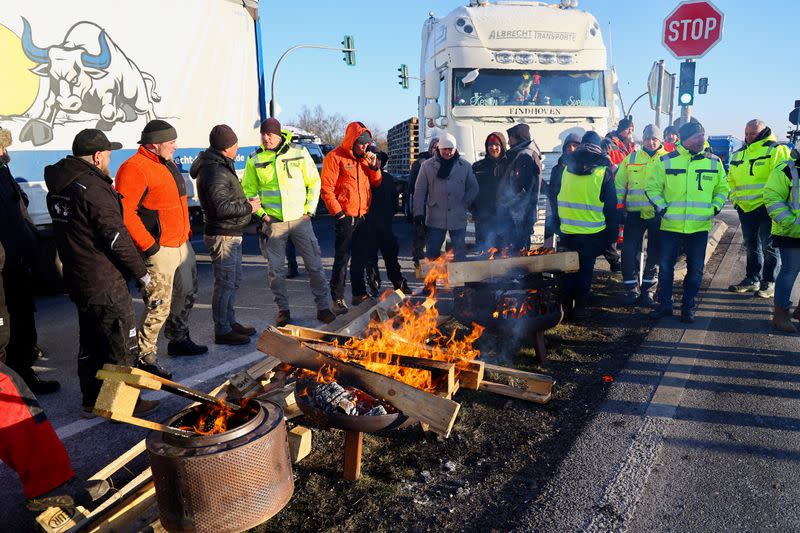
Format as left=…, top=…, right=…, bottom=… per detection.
left=413, top=154, right=479, bottom=230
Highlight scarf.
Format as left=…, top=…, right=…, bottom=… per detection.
left=436, top=152, right=459, bottom=179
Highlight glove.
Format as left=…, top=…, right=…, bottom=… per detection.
left=414, top=215, right=425, bottom=226
left=713, top=207, right=720, bottom=216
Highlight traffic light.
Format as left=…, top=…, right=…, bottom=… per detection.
left=698, top=77, right=709, bottom=95
left=678, top=61, right=696, bottom=106
left=342, top=35, right=355, bottom=66
left=398, top=64, right=409, bottom=89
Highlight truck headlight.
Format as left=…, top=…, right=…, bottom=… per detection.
left=515, top=52, right=535, bottom=64
left=494, top=52, right=514, bottom=64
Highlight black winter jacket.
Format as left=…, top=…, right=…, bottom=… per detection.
left=191, top=149, right=252, bottom=236
left=0, top=164, right=38, bottom=271
left=366, top=170, right=398, bottom=227
left=44, top=157, right=146, bottom=298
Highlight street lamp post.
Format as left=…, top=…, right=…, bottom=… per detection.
left=270, top=39, right=356, bottom=118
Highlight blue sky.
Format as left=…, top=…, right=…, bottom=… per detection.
left=260, top=1, right=796, bottom=140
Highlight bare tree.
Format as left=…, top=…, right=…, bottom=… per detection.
left=290, top=105, right=348, bottom=146
left=365, top=122, right=388, bottom=153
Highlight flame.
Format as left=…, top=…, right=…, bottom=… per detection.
left=176, top=398, right=257, bottom=436
left=492, top=289, right=541, bottom=320
left=480, top=246, right=555, bottom=259
left=295, top=252, right=485, bottom=393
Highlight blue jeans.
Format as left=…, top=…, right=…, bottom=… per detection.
left=737, top=205, right=779, bottom=283
left=426, top=227, right=466, bottom=260
left=658, top=230, right=708, bottom=311
left=204, top=235, right=243, bottom=335
left=775, top=247, right=800, bottom=308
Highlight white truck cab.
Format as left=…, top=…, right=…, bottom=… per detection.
left=419, top=0, right=617, bottom=169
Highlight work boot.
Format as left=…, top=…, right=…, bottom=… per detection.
left=756, top=282, right=775, bottom=298
left=623, top=291, right=640, bottom=306
left=393, top=278, right=412, bottom=295
left=332, top=299, right=349, bottom=315
left=136, top=357, right=173, bottom=380
left=19, top=370, right=60, bottom=395
left=728, top=279, right=759, bottom=293
left=26, top=477, right=111, bottom=511
left=215, top=331, right=250, bottom=345
left=773, top=306, right=797, bottom=333
left=231, top=323, right=257, bottom=336
left=275, top=310, right=291, bottom=327
left=649, top=305, right=674, bottom=319
left=680, top=309, right=695, bottom=324
left=352, top=294, right=371, bottom=307
left=133, top=398, right=160, bottom=416
left=286, top=265, right=299, bottom=279
left=639, top=292, right=656, bottom=307
left=81, top=405, right=97, bottom=419
left=317, top=309, right=336, bottom=324
left=168, top=337, right=208, bottom=356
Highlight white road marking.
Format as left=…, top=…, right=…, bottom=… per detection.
left=54, top=350, right=265, bottom=440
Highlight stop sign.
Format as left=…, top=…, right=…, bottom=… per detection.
left=663, top=1, right=724, bottom=59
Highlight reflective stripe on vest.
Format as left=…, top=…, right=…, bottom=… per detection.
left=557, top=166, right=607, bottom=235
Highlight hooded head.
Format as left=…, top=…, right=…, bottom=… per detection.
left=485, top=131, right=507, bottom=160
left=566, top=130, right=611, bottom=175
left=340, top=121, right=373, bottom=158
left=562, top=132, right=582, bottom=152
left=507, top=123, right=531, bottom=146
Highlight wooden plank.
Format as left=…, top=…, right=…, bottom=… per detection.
left=456, top=359, right=484, bottom=390
left=93, top=380, right=140, bottom=418
left=302, top=341, right=455, bottom=394
left=36, top=506, right=89, bottom=533
left=88, top=482, right=156, bottom=533
left=257, top=328, right=461, bottom=437
left=417, top=251, right=579, bottom=285
left=479, top=380, right=552, bottom=404
left=101, top=364, right=239, bottom=410
left=288, top=426, right=312, bottom=463
left=94, top=370, right=162, bottom=391
left=336, top=289, right=406, bottom=337
left=319, top=297, right=377, bottom=332
left=483, top=363, right=554, bottom=396
left=343, top=431, right=363, bottom=481
left=279, top=324, right=352, bottom=344
left=66, top=469, right=153, bottom=533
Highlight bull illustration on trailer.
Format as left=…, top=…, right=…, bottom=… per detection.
left=19, top=17, right=161, bottom=146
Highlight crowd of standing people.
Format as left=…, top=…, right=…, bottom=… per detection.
left=3, top=110, right=800, bottom=513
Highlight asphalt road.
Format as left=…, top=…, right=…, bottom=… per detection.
left=516, top=210, right=800, bottom=532
left=0, top=215, right=422, bottom=528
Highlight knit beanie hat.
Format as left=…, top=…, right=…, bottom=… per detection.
left=581, top=130, right=603, bottom=152
left=260, top=118, right=282, bottom=136
left=356, top=131, right=372, bottom=145
left=642, top=124, right=663, bottom=140
left=679, top=120, right=705, bottom=140
left=209, top=124, right=238, bottom=151
left=617, top=117, right=633, bottom=133
left=138, top=120, right=177, bottom=145
left=439, top=133, right=457, bottom=150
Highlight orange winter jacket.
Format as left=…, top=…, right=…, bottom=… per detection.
left=115, top=146, right=190, bottom=255
left=320, top=122, right=382, bottom=217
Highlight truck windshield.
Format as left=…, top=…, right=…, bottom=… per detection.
left=452, top=69, right=605, bottom=108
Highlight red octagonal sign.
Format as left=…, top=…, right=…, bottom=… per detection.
left=663, top=1, right=724, bottom=59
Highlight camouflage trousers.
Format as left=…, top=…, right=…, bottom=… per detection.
left=139, top=241, right=197, bottom=360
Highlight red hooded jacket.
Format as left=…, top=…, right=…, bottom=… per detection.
left=320, top=122, right=382, bottom=217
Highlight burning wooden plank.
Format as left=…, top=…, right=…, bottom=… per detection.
left=302, top=340, right=456, bottom=396
left=418, top=251, right=579, bottom=286
left=279, top=324, right=484, bottom=391
left=257, top=327, right=461, bottom=437
left=335, top=289, right=406, bottom=337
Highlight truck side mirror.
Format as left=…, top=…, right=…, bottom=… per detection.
left=461, top=69, right=479, bottom=86
left=424, top=102, right=441, bottom=119
left=424, top=70, right=439, bottom=100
